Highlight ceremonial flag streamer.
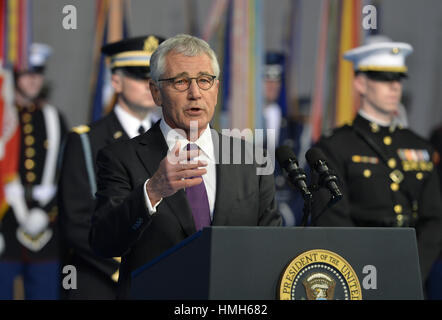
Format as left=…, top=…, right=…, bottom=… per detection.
left=89, top=0, right=130, bottom=122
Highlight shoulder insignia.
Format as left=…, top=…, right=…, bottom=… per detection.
left=72, top=125, right=90, bottom=134
left=113, top=131, right=123, bottom=139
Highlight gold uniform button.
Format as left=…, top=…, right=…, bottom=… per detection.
left=26, top=172, right=36, bottom=182
left=25, top=147, right=35, bottom=158
left=23, top=124, right=33, bottom=134
left=24, top=159, right=35, bottom=170
left=113, top=131, right=123, bottom=139
left=370, top=122, right=380, bottom=133
left=416, top=172, right=424, bottom=180
left=22, top=113, right=32, bottom=123
left=383, top=136, right=392, bottom=145
left=388, top=158, right=397, bottom=169
left=363, top=169, right=371, bottom=178
left=394, top=204, right=403, bottom=214
left=24, top=135, right=35, bottom=146
left=396, top=214, right=404, bottom=225
left=390, top=183, right=399, bottom=191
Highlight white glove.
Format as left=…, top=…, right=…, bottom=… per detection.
left=33, top=184, right=57, bottom=207
left=22, top=208, right=49, bottom=237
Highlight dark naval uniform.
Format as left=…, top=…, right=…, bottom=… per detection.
left=0, top=102, right=67, bottom=298
left=58, top=110, right=129, bottom=299
left=426, top=126, right=442, bottom=298
left=312, top=114, right=442, bottom=282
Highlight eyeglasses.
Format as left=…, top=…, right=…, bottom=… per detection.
left=158, top=74, right=217, bottom=92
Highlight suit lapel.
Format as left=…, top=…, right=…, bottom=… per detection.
left=136, top=121, right=196, bottom=236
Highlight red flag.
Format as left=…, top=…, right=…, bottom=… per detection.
left=0, top=69, right=19, bottom=219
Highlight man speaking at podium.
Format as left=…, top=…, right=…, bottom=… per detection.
left=312, top=36, right=442, bottom=289
left=89, top=34, right=282, bottom=298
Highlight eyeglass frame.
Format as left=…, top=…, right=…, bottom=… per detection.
left=157, top=74, right=217, bottom=92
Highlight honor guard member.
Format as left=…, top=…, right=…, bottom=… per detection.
left=58, top=35, right=165, bottom=299
left=0, top=43, right=68, bottom=299
left=264, top=52, right=305, bottom=226
left=312, top=37, right=442, bottom=287
left=426, top=126, right=442, bottom=299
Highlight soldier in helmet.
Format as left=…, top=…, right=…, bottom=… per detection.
left=58, top=35, right=165, bottom=299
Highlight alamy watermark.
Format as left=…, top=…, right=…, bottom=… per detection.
left=62, top=5, right=77, bottom=30
left=165, top=122, right=276, bottom=176
left=362, top=5, right=377, bottom=30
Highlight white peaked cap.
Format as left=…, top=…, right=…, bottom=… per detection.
left=343, top=35, right=413, bottom=73
left=29, top=43, right=52, bottom=68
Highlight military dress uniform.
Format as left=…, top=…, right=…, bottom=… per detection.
left=59, top=110, right=129, bottom=299
left=0, top=101, right=67, bottom=299
left=313, top=114, right=442, bottom=281
left=312, top=36, right=442, bottom=284
left=58, top=35, right=164, bottom=299
left=0, top=43, right=68, bottom=299
left=426, top=126, right=442, bottom=298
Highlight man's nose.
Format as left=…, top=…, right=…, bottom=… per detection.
left=390, top=80, right=402, bottom=91
left=187, top=79, right=202, bottom=99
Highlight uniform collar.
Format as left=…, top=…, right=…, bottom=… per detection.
left=114, top=104, right=158, bottom=139
left=357, top=110, right=398, bottom=133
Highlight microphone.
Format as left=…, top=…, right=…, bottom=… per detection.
left=276, top=146, right=312, bottom=200
left=305, top=147, right=343, bottom=204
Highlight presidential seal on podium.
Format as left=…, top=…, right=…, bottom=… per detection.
left=278, top=249, right=362, bottom=300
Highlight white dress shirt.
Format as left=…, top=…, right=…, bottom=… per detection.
left=143, top=119, right=217, bottom=219
left=114, top=104, right=161, bottom=139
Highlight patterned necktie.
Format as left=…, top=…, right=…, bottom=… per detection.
left=185, top=143, right=211, bottom=231
left=138, top=125, right=146, bottom=135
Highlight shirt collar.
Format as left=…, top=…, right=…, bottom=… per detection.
left=114, top=104, right=160, bottom=139
left=159, top=118, right=215, bottom=161
left=358, top=109, right=391, bottom=127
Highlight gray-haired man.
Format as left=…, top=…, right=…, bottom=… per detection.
left=89, top=34, right=282, bottom=298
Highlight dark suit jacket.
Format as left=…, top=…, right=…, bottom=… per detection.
left=58, top=110, right=128, bottom=299
left=89, top=121, right=282, bottom=298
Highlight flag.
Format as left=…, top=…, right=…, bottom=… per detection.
left=335, top=0, right=362, bottom=127
left=310, top=0, right=363, bottom=143
left=0, top=0, right=30, bottom=219
left=203, top=0, right=264, bottom=134
left=0, top=68, right=18, bottom=219
left=89, top=0, right=130, bottom=122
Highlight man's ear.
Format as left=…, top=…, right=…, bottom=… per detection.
left=354, top=73, right=367, bottom=96
left=111, top=73, right=123, bottom=94
left=149, top=81, right=162, bottom=106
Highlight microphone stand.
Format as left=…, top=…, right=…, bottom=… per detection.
left=300, top=183, right=342, bottom=226
left=301, top=184, right=317, bottom=226
left=301, top=195, right=312, bottom=226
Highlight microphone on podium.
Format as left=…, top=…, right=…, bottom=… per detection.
left=275, top=146, right=312, bottom=201
left=305, top=147, right=343, bottom=205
